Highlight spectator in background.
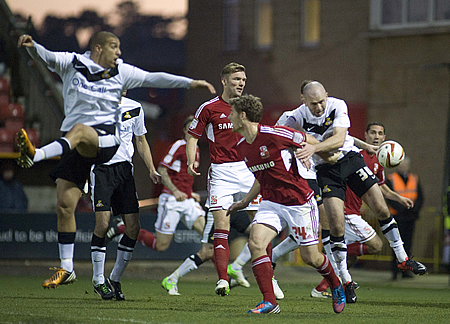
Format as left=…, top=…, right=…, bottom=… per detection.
left=386, top=156, right=424, bottom=279
left=0, top=161, right=28, bottom=213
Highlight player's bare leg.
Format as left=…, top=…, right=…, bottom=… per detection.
left=42, top=179, right=80, bottom=289
left=154, top=232, right=173, bottom=251
left=18, top=124, right=99, bottom=168
left=162, top=243, right=214, bottom=296
left=192, top=215, right=206, bottom=235
left=347, top=235, right=383, bottom=267
left=362, top=184, right=426, bottom=275
left=362, top=185, right=407, bottom=260
left=299, top=245, right=345, bottom=313
left=66, top=124, right=99, bottom=158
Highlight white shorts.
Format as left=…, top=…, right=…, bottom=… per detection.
left=155, top=193, right=206, bottom=235
left=344, top=213, right=376, bottom=244
left=252, top=199, right=319, bottom=246
left=207, top=161, right=261, bottom=211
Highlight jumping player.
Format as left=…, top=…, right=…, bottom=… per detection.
left=291, top=81, right=426, bottom=290
left=16, top=32, right=215, bottom=288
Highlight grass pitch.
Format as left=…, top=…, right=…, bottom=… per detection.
left=1, top=261, right=449, bottom=323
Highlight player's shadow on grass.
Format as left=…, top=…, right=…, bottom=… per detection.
left=356, top=300, right=450, bottom=309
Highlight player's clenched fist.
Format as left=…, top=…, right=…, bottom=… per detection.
left=18, top=34, right=34, bottom=48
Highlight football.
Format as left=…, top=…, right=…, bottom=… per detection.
left=376, top=140, right=405, bottom=168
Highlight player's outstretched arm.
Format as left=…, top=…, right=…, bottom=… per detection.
left=18, top=34, right=59, bottom=70
left=190, top=80, right=216, bottom=94
left=353, top=136, right=378, bottom=155
left=380, top=183, right=414, bottom=209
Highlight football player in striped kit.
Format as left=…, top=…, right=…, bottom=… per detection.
left=16, top=32, right=215, bottom=289
left=291, top=81, right=427, bottom=296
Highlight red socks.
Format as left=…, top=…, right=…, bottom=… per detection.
left=137, top=229, right=157, bottom=250
left=347, top=242, right=369, bottom=256
left=252, top=255, right=277, bottom=305
left=316, top=254, right=341, bottom=289
left=213, top=229, right=230, bottom=280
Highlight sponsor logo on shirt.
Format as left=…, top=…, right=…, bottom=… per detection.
left=249, top=161, right=275, bottom=173
left=218, top=123, right=233, bottom=130
left=189, top=119, right=198, bottom=129
left=220, top=113, right=228, bottom=118
left=72, top=78, right=107, bottom=93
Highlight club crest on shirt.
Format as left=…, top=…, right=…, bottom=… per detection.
left=373, top=163, right=379, bottom=173
left=325, top=117, right=333, bottom=126
left=101, top=71, right=111, bottom=79
left=260, top=146, right=270, bottom=159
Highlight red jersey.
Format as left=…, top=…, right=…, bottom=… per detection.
left=236, top=125, right=314, bottom=206
left=188, top=96, right=242, bottom=164
left=344, top=150, right=385, bottom=215
left=159, top=139, right=200, bottom=198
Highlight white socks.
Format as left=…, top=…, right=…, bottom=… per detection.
left=34, top=137, right=71, bottom=162
left=59, top=243, right=74, bottom=272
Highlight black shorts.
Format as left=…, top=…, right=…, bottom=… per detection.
left=91, top=161, right=139, bottom=215
left=307, top=179, right=323, bottom=206
left=49, top=124, right=119, bottom=190
left=203, top=210, right=251, bottom=244
left=316, top=151, right=378, bottom=201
